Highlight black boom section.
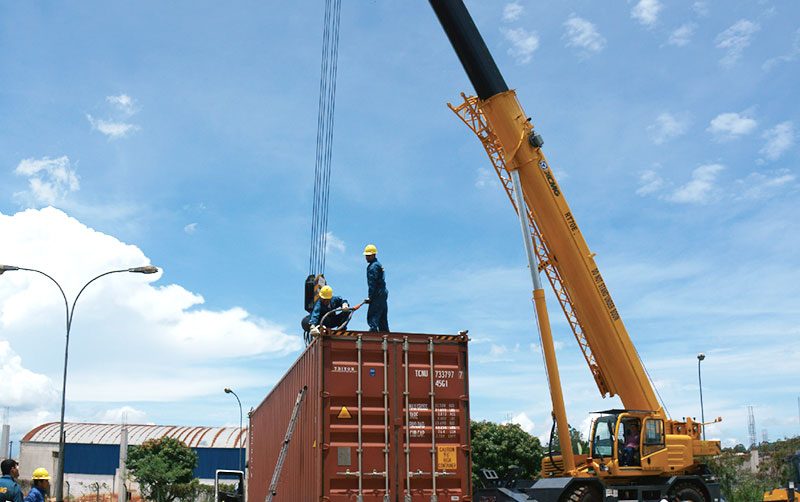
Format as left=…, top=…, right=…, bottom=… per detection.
left=429, top=0, right=509, bottom=100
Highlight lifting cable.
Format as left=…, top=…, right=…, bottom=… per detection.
left=309, top=0, right=342, bottom=277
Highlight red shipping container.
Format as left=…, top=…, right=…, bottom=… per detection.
left=248, top=330, right=472, bottom=501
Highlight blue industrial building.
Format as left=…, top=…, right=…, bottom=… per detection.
left=20, top=422, right=247, bottom=495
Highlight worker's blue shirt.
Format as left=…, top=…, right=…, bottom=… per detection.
left=309, top=296, right=347, bottom=325
left=366, top=260, right=387, bottom=300
left=23, top=486, right=45, bottom=502
left=0, top=475, right=23, bottom=502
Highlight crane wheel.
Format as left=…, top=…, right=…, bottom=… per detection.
left=669, top=482, right=707, bottom=502
left=564, top=485, right=601, bottom=502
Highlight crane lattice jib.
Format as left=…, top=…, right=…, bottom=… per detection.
left=448, top=94, right=607, bottom=397
left=448, top=92, right=660, bottom=412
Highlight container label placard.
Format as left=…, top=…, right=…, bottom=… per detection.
left=437, top=445, right=457, bottom=470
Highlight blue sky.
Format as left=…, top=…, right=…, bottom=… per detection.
left=1, top=0, right=798, bottom=452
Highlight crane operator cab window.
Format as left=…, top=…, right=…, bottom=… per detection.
left=619, top=418, right=641, bottom=467
left=591, top=415, right=616, bottom=459
left=642, top=419, right=665, bottom=457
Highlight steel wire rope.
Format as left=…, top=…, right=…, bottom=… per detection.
left=309, top=0, right=329, bottom=275
left=320, top=0, right=341, bottom=274
left=309, top=0, right=342, bottom=276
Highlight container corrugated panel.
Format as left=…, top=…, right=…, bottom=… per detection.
left=248, top=330, right=472, bottom=502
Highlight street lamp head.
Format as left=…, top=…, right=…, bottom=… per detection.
left=697, top=353, right=705, bottom=361
left=128, top=265, right=158, bottom=274
left=0, top=265, right=20, bottom=275
left=224, top=388, right=232, bottom=394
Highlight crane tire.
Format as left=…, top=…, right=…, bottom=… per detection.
left=669, top=482, right=707, bottom=502
left=564, top=485, right=601, bottom=502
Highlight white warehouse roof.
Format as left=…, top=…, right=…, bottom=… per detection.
left=22, top=422, right=247, bottom=448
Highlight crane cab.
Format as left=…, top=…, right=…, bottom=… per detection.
left=587, top=410, right=668, bottom=475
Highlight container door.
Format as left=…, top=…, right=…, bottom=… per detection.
left=322, top=334, right=393, bottom=501
left=399, top=336, right=471, bottom=502
left=322, top=333, right=471, bottom=502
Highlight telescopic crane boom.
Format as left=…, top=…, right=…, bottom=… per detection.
left=430, top=1, right=722, bottom=501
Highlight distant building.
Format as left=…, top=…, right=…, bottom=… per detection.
left=20, top=422, right=246, bottom=497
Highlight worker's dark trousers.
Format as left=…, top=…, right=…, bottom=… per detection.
left=367, top=293, right=389, bottom=332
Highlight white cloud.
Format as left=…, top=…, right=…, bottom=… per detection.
left=325, top=231, right=346, bottom=253
left=668, top=164, right=724, bottom=203
left=735, top=169, right=796, bottom=200
left=503, top=411, right=536, bottom=435
left=0, top=207, right=304, bottom=403
left=668, top=23, right=696, bottom=47
left=759, top=121, right=795, bottom=160
left=0, top=341, right=59, bottom=410
left=647, top=112, right=689, bottom=144
left=502, top=2, right=523, bottom=23
left=475, top=167, right=494, bottom=189
left=563, top=16, right=606, bottom=54
left=501, top=27, right=539, bottom=64
left=97, top=406, right=150, bottom=425
left=87, top=114, right=139, bottom=139
left=636, top=169, right=665, bottom=196
left=631, top=0, right=662, bottom=26
left=184, top=222, right=198, bottom=234
left=763, top=29, right=800, bottom=71
left=13, top=156, right=80, bottom=206
left=707, top=112, right=757, bottom=140
left=472, top=343, right=520, bottom=363
left=106, top=94, right=136, bottom=116
left=692, top=2, right=709, bottom=17
left=715, top=20, right=760, bottom=67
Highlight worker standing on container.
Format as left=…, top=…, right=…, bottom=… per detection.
left=363, top=244, right=389, bottom=332
left=23, top=469, right=49, bottom=502
left=0, top=459, right=23, bottom=502
left=309, top=285, right=350, bottom=336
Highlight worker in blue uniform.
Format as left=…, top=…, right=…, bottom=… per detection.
left=23, top=468, right=49, bottom=502
left=0, top=459, right=23, bottom=502
left=363, top=244, right=389, bottom=332
left=309, top=285, right=350, bottom=336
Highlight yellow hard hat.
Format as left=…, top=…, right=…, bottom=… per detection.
left=363, top=244, right=377, bottom=256
left=32, top=468, right=50, bottom=480
left=319, top=285, right=333, bottom=300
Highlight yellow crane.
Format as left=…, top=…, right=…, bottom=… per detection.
left=430, top=1, right=722, bottom=501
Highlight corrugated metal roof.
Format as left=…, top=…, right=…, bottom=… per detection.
left=22, top=423, right=247, bottom=448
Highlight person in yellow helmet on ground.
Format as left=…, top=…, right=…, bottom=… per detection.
left=363, top=244, right=389, bottom=332
left=308, top=285, right=350, bottom=337
left=24, top=468, right=49, bottom=502
left=0, top=459, right=23, bottom=502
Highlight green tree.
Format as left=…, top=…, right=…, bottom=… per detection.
left=470, top=420, right=544, bottom=485
left=547, top=425, right=588, bottom=456
left=707, top=436, right=800, bottom=502
left=127, top=437, right=199, bottom=502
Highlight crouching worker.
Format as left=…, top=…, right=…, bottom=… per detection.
left=308, top=285, right=350, bottom=336
left=24, top=468, right=49, bottom=502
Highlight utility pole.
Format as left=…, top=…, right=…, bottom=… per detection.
left=117, top=425, right=128, bottom=502
left=1, top=407, right=9, bottom=459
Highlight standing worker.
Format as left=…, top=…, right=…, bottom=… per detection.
left=0, top=460, right=23, bottom=502
left=363, top=244, right=389, bottom=332
left=24, top=469, right=49, bottom=502
left=308, top=285, right=350, bottom=336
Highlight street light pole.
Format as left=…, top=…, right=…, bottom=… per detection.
left=224, top=388, right=244, bottom=473
left=697, top=353, right=706, bottom=440
left=1, top=264, right=158, bottom=502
